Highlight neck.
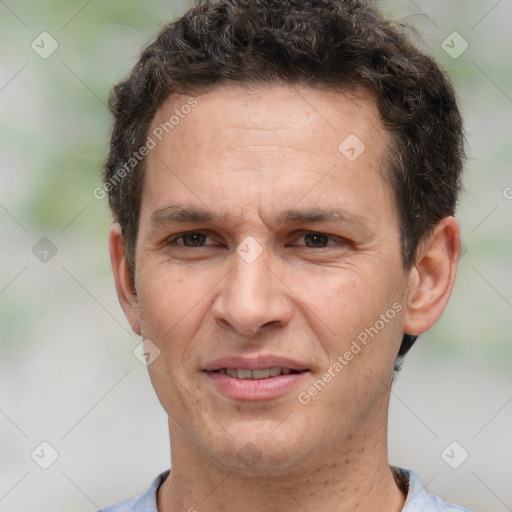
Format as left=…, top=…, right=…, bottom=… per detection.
left=157, top=421, right=406, bottom=512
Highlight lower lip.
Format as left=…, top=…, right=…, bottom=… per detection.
left=205, top=371, right=309, bottom=401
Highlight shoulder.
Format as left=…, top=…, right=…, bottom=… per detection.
left=97, top=470, right=170, bottom=512
left=393, top=466, right=475, bottom=512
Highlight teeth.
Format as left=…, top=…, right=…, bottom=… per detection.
left=237, top=369, right=252, bottom=379
left=220, top=368, right=298, bottom=379
left=252, top=369, right=270, bottom=379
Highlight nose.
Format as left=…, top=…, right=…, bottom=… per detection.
left=211, top=247, right=293, bottom=337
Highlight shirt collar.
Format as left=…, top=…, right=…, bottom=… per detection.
left=133, top=466, right=468, bottom=512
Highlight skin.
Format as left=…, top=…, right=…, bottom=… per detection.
left=109, top=84, right=460, bottom=512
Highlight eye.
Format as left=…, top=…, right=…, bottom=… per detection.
left=293, top=232, right=340, bottom=248
left=167, top=231, right=217, bottom=247
left=301, top=233, right=333, bottom=248
left=165, top=231, right=346, bottom=250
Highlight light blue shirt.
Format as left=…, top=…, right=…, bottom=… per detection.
left=98, top=466, right=474, bottom=511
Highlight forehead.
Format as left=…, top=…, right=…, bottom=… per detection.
left=142, top=83, right=395, bottom=229
left=150, top=83, right=386, bottom=159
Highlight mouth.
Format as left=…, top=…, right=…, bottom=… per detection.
left=203, top=357, right=311, bottom=401
left=207, top=367, right=308, bottom=380
left=203, top=355, right=311, bottom=400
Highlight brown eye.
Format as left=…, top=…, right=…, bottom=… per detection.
left=181, top=233, right=206, bottom=246
left=169, top=232, right=210, bottom=247
left=303, top=233, right=331, bottom=248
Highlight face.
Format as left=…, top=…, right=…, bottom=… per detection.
left=120, top=84, right=413, bottom=472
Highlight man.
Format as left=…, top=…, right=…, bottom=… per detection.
left=100, top=0, right=471, bottom=510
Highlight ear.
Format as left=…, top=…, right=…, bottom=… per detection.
left=403, top=216, right=461, bottom=336
left=108, top=223, right=141, bottom=335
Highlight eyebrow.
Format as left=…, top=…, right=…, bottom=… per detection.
left=149, top=204, right=366, bottom=228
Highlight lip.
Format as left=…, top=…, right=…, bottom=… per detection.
left=203, top=355, right=310, bottom=401
left=205, top=371, right=309, bottom=401
left=203, top=355, right=310, bottom=372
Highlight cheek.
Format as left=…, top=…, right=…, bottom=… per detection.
left=308, top=266, right=401, bottom=335
left=136, top=268, right=209, bottom=418
left=308, top=265, right=406, bottom=386
left=136, top=262, right=220, bottom=360
left=137, top=269, right=185, bottom=349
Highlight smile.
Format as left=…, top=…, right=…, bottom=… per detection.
left=205, top=368, right=310, bottom=401
left=212, top=367, right=305, bottom=379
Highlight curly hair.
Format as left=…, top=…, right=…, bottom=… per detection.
left=103, top=0, right=465, bottom=369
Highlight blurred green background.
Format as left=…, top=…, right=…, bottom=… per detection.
left=0, top=1, right=511, bottom=511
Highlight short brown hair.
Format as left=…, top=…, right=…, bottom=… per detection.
left=103, top=0, right=465, bottom=368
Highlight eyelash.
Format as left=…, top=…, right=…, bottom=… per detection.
left=166, top=231, right=344, bottom=249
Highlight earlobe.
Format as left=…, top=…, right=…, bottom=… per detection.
left=403, top=216, right=461, bottom=336
left=108, top=223, right=141, bottom=336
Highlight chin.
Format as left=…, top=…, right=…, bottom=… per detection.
left=203, top=420, right=311, bottom=474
